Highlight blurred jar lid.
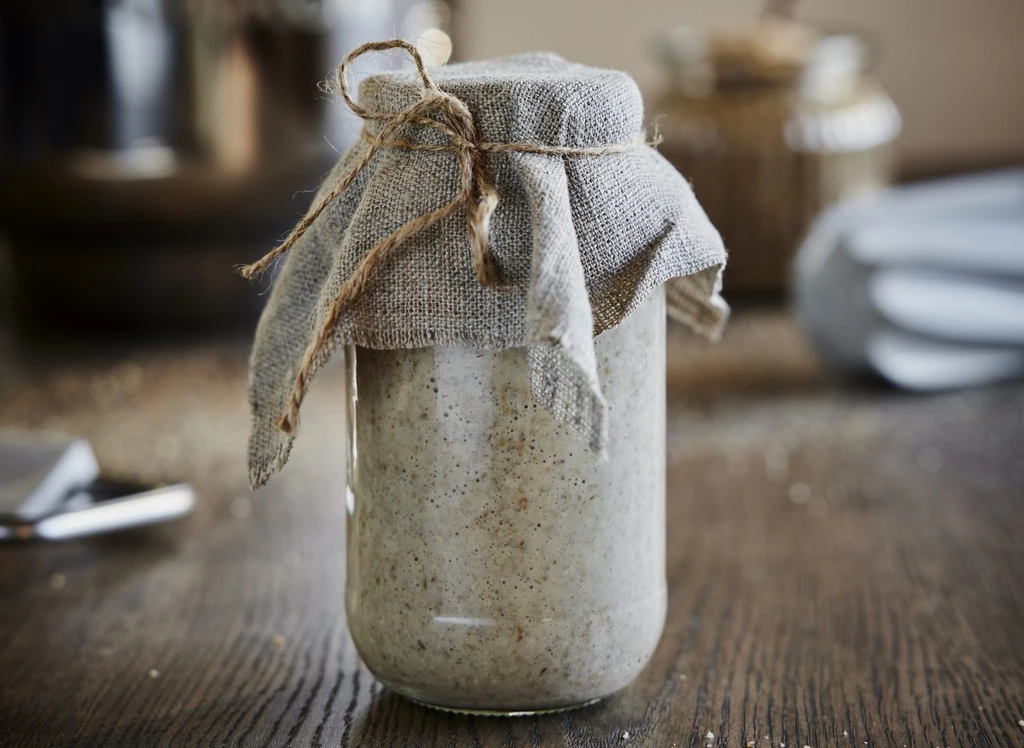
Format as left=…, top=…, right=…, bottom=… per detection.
left=659, top=17, right=869, bottom=100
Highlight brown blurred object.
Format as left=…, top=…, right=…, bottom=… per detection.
left=653, top=19, right=900, bottom=296
left=0, top=0, right=440, bottom=333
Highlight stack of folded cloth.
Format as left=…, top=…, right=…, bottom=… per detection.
left=794, top=169, right=1024, bottom=390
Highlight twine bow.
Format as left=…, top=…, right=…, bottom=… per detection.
left=241, top=39, right=653, bottom=436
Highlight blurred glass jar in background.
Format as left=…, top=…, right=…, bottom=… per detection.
left=652, top=19, right=901, bottom=296
left=0, top=0, right=451, bottom=333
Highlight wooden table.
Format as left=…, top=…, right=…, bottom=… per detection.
left=1, top=312, right=1022, bottom=748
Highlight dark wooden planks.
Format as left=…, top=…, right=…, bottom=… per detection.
left=0, top=318, right=1022, bottom=747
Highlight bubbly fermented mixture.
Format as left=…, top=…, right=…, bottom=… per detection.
left=345, top=290, right=667, bottom=713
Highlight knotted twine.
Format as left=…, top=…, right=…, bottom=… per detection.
left=240, top=39, right=654, bottom=436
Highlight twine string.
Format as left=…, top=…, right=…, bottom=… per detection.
left=240, top=39, right=652, bottom=436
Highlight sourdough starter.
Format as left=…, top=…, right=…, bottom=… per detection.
left=345, top=289, right=667, bottom=713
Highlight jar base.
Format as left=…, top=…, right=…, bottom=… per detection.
left=390, top=687, right=603, bottom=717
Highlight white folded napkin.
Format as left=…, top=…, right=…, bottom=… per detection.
left=793, top=168, right=1024, bottom=390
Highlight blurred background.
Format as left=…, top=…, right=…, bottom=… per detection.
left=1, top=0, right=1021, bottom=329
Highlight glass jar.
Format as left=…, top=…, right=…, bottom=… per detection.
left=344, top=288, right=667, bottom=714
left=653, top=27, right=901, bottom=294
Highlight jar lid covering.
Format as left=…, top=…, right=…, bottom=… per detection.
left=245, top=43, right=728, bottom=488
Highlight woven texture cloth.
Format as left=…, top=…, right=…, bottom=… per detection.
left=247, top=52, right=728, bottom=488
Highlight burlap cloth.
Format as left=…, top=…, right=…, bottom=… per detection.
left=247, top=49, right=728, bottom=488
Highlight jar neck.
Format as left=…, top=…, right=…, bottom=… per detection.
left=669, top=61, right=862, bottom=104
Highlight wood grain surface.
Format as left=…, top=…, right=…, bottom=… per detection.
left=0, top=313, right=1022, bottom=748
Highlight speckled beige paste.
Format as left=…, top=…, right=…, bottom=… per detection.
left=345, top=289, right=667, bottom=713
